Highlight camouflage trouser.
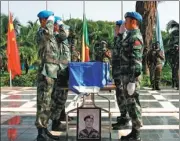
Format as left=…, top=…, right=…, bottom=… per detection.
left=172, top=64, right=179, bottom=87
left=117, top=75, right=143, bottom=130
left=114, top=79, right=127, bottom=117
left=150, top=64, right=162, bottom=87
left=115, top=76, right=141, bottom=118
left=35, top=73, right=55, bottom=128
left=50, top=68, right=69, bottom=120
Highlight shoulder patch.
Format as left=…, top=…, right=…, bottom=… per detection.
left=134, top=40, right=141, bottom=46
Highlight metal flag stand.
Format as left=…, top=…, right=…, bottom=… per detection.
left=65, top=90, right=113, bottom=140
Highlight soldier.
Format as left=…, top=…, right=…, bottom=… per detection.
left=101, top=41, right=111, bottom=63
left=116, top=12, right=144, bottom=141
left=148, top=42, right=156, bottom=87
left=71, top=45, right=80, bottom=62
left=172, top=44, right=179, bottom=89
left=95, top=40, right=110, bottom=62
left=78, top=115, right=99, bottom=139
left=35, top=10, right=59, bottom=141
left=147, top=41, right=165, bottom=90
left=67, top=27, right=76, bottom=61
left=53, top=16, right=73, bottom=123
left=112, top=20, right=131, bottom=130
left=94, top=42, right=101, bottom=61
left=114, top=20, right=125, bottom=46
left=47, top=16, right=71, bottom=132
left=165, top=46, right=175, bottom=87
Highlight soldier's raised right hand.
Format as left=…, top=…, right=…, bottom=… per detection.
left=47, top=15, right=55, bottom=22
left=119, top=23, right=126, bottom=34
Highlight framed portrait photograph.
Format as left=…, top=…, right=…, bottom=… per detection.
left=77, top=107, right=101, bottom=141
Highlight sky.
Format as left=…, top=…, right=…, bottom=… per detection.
left=1, top=1, right=179, bottom=31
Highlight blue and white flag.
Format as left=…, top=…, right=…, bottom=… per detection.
left=156, top=8, right=165, bottom=66
left=69, top=62, right=109, bottom=94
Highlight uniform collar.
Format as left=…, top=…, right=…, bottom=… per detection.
left=129, top=29, right=140, bottom=33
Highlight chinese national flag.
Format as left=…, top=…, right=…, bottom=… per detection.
left=6, top=12, right=21, bottom=79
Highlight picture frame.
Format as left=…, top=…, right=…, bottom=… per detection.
left=77, top=107, right=101, bottom=141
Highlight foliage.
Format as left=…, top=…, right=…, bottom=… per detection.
left=1, top=70, right=37, bottom=87
left=140, top=75, right=151, bottom=87
left=161, top=64, right=172, bottom=86
left=136, top=1, right=157, bottom=74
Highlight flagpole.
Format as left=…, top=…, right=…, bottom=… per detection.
left=8, top=1, right=12, bottom=87
left=46, top=1, right=48, bottom=10
left=121, top=1, right=123, bottom=20
left=81, top=0, right=85, bottom=62
left=62, top=14, right=64, bottom=21
left=83, top=0, right=85, bottom=15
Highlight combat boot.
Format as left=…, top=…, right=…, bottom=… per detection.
left=59, top=109, right=73, bottom=121
left=37, top=128, right=48, bottom=141
left=172, top=80, right=175, bottom=88
left=176, top=84, right=179, bottom=90
left=155, top=83, right=161, bottom=90
left=112, top=116, right=131, bottom=130
left=52, top=119, right=66, bottom=131
left=152, top=83, right=155, bottom=90
left=120, top=128, right=141, bottom=141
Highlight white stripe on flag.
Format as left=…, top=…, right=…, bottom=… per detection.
left=73, top=86, right=100, bottom=93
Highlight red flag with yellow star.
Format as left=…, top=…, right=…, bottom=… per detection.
left=6, top=12, right=21, bottom=79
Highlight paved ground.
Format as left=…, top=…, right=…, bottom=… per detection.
left=1, top=86, right=179, bottom=141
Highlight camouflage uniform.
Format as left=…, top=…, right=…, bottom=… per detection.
left=112, top=21, right=132, bottom=129
left=78, top=128, right=99, bottom=139
left=171, top=45, right=179, bottom=89
left=68, top=28, right=76, bottom=61
left=165, top=47, right=175, bottom=87
left=35, top=14, right=59, bottom=129
left=47, top=18, right=71, bottom=131
left=112, top=32, right=127, bottom=80
left=102, top=49, right=111, bottom=63
left=147, top=42, right=165, bottom=90
left=51, top=27, right=70, bottom=121
left=112, top=32, right=128, bottom=118
left=94, top=41, right=105, bottom=62
left=71, top=50, right=80, bottom=62
left=116, top=29, right=144, bottom=131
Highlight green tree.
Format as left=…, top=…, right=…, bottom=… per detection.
left=17, top=20, right=39, bottom=74
left=136, top=1, right=158, bottom=75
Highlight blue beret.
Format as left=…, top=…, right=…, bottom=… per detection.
left=37, top=10, right=54, bottom=19
left=116, top=20, right=124, bottom=25
left=54, top=16, right=62, bottom=24
left=84, top=115, right=94, bottom=121
left=124, top=12, right=142, bottom=22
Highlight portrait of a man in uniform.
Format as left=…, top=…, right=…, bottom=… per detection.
left=77, top=108, right=101, bottom=140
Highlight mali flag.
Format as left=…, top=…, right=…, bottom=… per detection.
left=81, top=14, right=90, bottom=62
left=6, top=12, right=21, bottom=79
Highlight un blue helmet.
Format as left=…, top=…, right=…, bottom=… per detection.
left=54, top=16, right=62, bottom=24
left=37, top=10, right=54, bottom=19
left=124, top=12, right=143, bottom=23
left=116, top=20, right=124, bottom=26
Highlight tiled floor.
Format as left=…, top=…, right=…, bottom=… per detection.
left=1, top=86, right=179, bottom=141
